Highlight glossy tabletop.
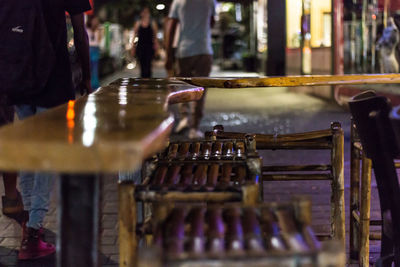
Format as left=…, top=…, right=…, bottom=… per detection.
left=0, top=78, right=204, bottom=173
left=179, top=73, right=400, bottom=88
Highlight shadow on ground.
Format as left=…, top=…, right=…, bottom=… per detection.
left=0, top=229, right=116, bottom=267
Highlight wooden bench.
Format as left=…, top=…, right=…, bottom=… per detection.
left=138, top=137, right=261, bottom=204
left=135, top=199, right=345, bottom=267
left=119, top=136, right=262, bottom=266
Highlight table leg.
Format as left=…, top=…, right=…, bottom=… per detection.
left=58, top=174, right=101, bottom=267
left=118, top=182, right=137, bottom=267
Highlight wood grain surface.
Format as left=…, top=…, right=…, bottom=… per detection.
left=179, top=73, right=400, bottom=88
left=0, top=79, right=203, bottom=173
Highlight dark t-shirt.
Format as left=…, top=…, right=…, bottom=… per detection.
left=15, top=0, right=91, bottom=108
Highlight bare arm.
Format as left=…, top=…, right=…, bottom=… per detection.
left=71, top=14, right=92, bottom=94
left=165, top=18, right=179, bottom=71
left=133, top=21, right=140, bottom=39
left=131, top=21, right=140, bottom=57
left=152, top=21, right=159, bottom=52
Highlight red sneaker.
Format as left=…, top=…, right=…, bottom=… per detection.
left=18, top=226, right=55, bottom=260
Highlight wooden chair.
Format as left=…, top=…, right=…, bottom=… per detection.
left=349, top=120, right=376, bottom=266
left=119, top=136, right=262, bottom=266
left=349, top=114, right=400, bottom=266
left=349, top=91, right=400, bottom=267
left=136, top=199, right=345, bottom=267
left=205, top=123, right=345, bottom=245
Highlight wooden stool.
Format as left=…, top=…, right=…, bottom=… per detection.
left=136, top=199, right=345, bottom=267
left=205, top=123, right=345, bottom=245
left=119, top=136, right=262, bottom=267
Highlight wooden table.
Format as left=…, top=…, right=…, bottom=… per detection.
left=0, top=78, right=203, bottom=267
left=2, top=73, right=398, bottom=266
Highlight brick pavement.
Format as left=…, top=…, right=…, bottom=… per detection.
left=0, top=66, right=384, bottom=266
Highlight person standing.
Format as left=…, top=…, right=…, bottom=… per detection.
left=0, top=101, right=24, bottom=223
left=165, top=0, right=216, bottom=139
left=132, top=7, right=159, bottom=78
left=86, top=15, right=102, bottom=90
left=1, top=0, right=92, bottom=260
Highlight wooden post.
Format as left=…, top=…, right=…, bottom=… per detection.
left=332, top=0, right=344, bottom=101
left=267, top=0, right=286, bottom=75
left=245, top=148, right=262, bottom=204
left=330, top=122, right=345, bottom=245
left=301, top=0, right=312, bottom=75
left=58, top=174, right=101, bottom=267
left=370, top=0, right=377, bottom=72
left=350, top=0, right=357, bottom=73
left=242, top=184, right=260, bottom=205
left=350, top=121, right=361, bottom=261
left=361, top=0, right=368, bottom=72
left=359, top=156, right=372, bottom=267
left=384, top=0, right=390, bottom=28
left=118, top=182, right=137, bottom=267
left=332, top=0, right=344, bottom=75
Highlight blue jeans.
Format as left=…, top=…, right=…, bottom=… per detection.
left=90, top=46, right=100, bottom=90
left=16, top=105, right=54, bottom=230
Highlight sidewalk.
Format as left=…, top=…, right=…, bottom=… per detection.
left=0, top=63, right=381, bottom=266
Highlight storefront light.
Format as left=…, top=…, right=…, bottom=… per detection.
left=221, top=3, right=232, bottom=12
left=156, top=4, right=165, bottom=10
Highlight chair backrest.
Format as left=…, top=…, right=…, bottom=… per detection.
left=206, top=125, right=335, bottom=150
left=138, top=201, right=346, bottom=267
left=349, top=91, right=400, bottom=265
left=205, top=122, right=345, bottom=243
left=144, top=138, right=260, bottom=188
left=136, top=137, right=262, bottom=205
left=349, top=90, right=399, bottom=159
left=390, top=106, right=400, bottom=151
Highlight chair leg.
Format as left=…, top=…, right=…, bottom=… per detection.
left=330, top=123, right=345, bottom=246
left=394, top=246, right=400, bottom=267
left=350, top=121, right=361, bottom=262
left=359, top=156, right=372, bottom=267
left=119, top=182, right=137, bottom=267
left=375, top=254, right=395, bottom=267
left=381, top=234, right=395, bottom=267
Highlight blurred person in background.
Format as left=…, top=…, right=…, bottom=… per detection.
left=86, top=15, right=102, bottom=89
left=165, top=0, right=216, bottom=139
left=163, top=17, right=180, bottom=77
left=132, top=7, right=159, bottom=78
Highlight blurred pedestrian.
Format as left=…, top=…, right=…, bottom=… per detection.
left=165, top=0, right=216, bottom=138
left=132, top=7, right=159, bottom=78
left=0, top=0, right=92, bottom=260
left=377, top=17, right=400, bottom=73
left=164, top=18, right=180, bottom=77
left=86, top=15, right=102, bottom=89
